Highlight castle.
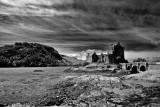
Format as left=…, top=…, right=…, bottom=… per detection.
left=86, top=42, right=127, bottom=64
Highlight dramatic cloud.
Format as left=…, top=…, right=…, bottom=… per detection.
left=0, top=0, right=73, bottom=15
left=74, top=49, right=108, bottom=60
left=0, top=0, right=52, bottom=6
left=0, top=0, right=160, bottom=59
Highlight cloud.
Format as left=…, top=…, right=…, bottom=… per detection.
left=0, top=15, right=160, bottom=54
left=0, top=0, right=160, bottom=59
left=0, top=0, right=73, bottom=15
left=0, top=0, right=53, bottom=7
left=72, top=49, right=105, bottom=60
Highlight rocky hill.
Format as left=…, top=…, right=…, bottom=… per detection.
left=0, top=42, right=71, bottom=67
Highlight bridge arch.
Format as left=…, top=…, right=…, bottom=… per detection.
left=140, top=65, right=146, bottom=71
left=131, top=66, right=138, bottom=74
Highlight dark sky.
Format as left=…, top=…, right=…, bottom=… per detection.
left=0, top=0, right=160, bottom=59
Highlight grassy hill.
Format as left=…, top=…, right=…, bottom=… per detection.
left=0, top=42, right=70, bottom=67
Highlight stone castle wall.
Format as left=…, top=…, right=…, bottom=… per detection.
left=86, top=42, right=126, bottom=64
left=148, top=64, right=160, bottom=70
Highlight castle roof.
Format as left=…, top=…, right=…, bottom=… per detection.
left=115, top=42, right=124, bottom=48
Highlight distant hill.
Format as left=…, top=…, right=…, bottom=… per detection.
left=146, top=57, right=160, bottom=62
left=0, top=42, right=71, bottom=67
left=63, top=56, right=84, bottom=66
left=128, top=57, right=160, bottom=63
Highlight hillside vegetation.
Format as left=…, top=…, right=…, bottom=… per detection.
left=0, top=42, right=69, bottom=67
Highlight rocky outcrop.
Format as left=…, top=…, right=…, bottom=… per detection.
left=4, top=70, right=160, bottom=107
left=38, top=74, right=160, bottom=107
left=123, top=70, right=160, bottom=82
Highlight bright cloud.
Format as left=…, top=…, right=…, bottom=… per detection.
left=0, top=0, right=73, bottom=15
left=0, top=0, right=53, bottom=6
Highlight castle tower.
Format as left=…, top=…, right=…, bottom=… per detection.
left=111, top=42, right=126, bottom=63
left=113, top=42, right=125, bottom=60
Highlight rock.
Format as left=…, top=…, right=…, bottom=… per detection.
left=33, top=70, right=44, bottom=72
left=0, top=104, right=5, bottom=107
left=117, top=105, right=123, bottom=107
left=7, top=103, right=30, bottom=107
left=79, top=103, right=87, bottom=107
left=123, top=70, right=160, bottom=82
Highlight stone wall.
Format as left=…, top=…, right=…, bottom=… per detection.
left=148, top=64, right=160, bottom=70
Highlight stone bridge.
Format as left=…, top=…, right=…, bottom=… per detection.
left=122, top=62, right=149, bottom=73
